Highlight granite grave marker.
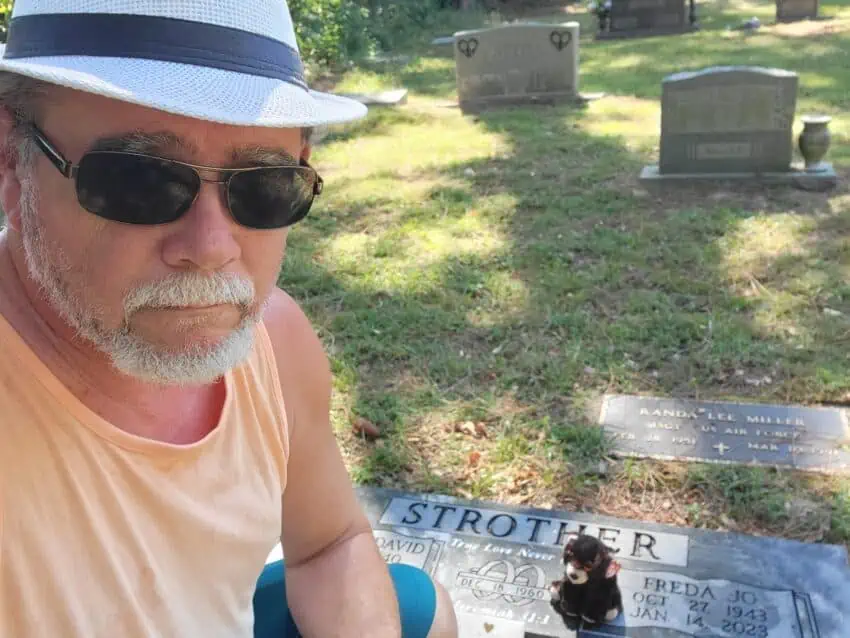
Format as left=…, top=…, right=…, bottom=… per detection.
left=453, top=22, right=581, bottom=113
left=596, top=394, right=850, bottom=474
left=640, top=66, right=837, bottom=190
left=266, top=487, right=850, bottom=636
left=776, top=0, right=819, bottom=23
left=597, top=0, right=697, bottom=39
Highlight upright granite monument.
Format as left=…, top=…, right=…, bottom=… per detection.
left=776, top=0, right=819, bottom=22
left=453, top=22, right=581, bottom=113
left=597, top=0, right=697, bottom=39
left=640, top=66, right=837, bottom=190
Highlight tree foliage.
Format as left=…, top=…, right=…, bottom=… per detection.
left=289, top=0, right=447, bottom=66
left=0, top=0, right=449, bottom=66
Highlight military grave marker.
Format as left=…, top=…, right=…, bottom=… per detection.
left=597, top=0, right=697, bottom=39
left=266, top=487, right=850, bottom=636
left=453, top=22, right=581, bottom=113
left=596, top=394, right=850, bottom=474
left=640, top=66, right=837, bottom=190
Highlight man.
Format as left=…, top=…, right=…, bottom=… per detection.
left=0, top=2, right=458, bottom=637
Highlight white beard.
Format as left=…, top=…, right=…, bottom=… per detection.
left=18, top=176, right=261, bottom=385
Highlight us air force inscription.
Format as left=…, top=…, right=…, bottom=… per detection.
left=598, top=394, right=850, bottom=474
left=355, top=487, right=850, bottom=637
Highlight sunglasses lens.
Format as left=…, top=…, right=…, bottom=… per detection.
left=227, top=166, right=317, bottom=230
left=76, top=152, right=200, bottom=224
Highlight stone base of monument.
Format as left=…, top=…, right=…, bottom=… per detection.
left=639, top=162, right=837, bottom=192
left=335, top=89, right=409, bottom=107
left=267, top=486, right=850, bottom=637
left=595, top=24, right=699, bottom=40
left=460, top=91, right=605, bottom=114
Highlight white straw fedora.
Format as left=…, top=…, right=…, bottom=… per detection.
left=0, top=0, right=368, bottom=128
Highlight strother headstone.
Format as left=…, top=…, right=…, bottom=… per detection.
left=266, top=487, right=850, bottom=636
left=453, top=22, right=580, bottom=114
left=640, top=66, right=836, bottom=189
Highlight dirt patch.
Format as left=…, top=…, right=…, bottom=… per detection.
left=767, top=17, right=850, bottom=38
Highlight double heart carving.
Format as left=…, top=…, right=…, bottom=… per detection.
left=457, top=37, right=479, bottom=58
left=550, top=30, right=572, bottom=50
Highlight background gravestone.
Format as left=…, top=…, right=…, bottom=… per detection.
left=453, top=22, right=580, bottom=113
left=599, top=0, right=696, bottom=39
left=659, top=66, right=797, bottom=174
left=596, top=394, right=850, bottom=474
left=776, top=0, right=818, bottom=22
left=640, top=66, right=837, bottom=189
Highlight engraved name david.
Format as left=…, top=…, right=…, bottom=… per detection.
left=380, top=497, right=690, bottom=567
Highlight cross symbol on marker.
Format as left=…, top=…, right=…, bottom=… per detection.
left=713, top=442, right=731, bottom=456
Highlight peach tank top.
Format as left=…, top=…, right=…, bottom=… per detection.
left=0, top=315, right=290, bottom=637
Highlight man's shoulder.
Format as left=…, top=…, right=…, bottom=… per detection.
left=260, top=288, right=331, bottom=421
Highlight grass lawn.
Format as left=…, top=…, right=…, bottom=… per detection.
left=283, top=0, right=850, bottom=549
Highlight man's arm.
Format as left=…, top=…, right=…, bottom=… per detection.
left=264, top=289, right=401, bottom=637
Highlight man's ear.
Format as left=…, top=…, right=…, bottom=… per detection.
left=0, top=108, right=25, bottom=232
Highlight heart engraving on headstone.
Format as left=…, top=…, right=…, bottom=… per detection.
left=457, top=38, right=479, bottom=58
left=550, top=30, right=572, bottom=51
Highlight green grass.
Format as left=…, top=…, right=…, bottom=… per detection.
left=282, top=0, right=850, bottom=547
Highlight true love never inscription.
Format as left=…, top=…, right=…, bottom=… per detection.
left=597, top=394, right=850, bottom=474
left=349, top=487, right=850, bottom=637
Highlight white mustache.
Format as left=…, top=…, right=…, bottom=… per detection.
left=124, top=272, right=255, bottom=315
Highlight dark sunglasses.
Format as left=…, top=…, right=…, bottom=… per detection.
left=29, top=124, right=323, bottom=230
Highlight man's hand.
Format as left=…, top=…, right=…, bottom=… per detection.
left=265, top=290, right=401, bottom=637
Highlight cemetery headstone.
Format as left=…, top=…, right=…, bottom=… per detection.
left=640, top=66, right=837, bottom=190
left=595, top=394, right=850, bottom=474
left=453, top=22, right=581, bottom=114
left=776, top=0, right=819, bottom=22
left=596, top=0, right=697, bottom=39
left=266, top=487, right=850, bottom=636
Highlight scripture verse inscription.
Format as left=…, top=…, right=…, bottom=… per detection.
left=599, top=394, right=850, bottom=473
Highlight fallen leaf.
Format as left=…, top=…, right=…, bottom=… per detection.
left=484, top=622, right=494, bottom=633
left=455, top=421, right=479, bottom=437
left=352, top=417, right=380, bottom=439
left=468, top=451, right=481, bottom=467
left=474, top=422, right=489, bottom=438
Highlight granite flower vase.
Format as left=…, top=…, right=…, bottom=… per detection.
left=798, top=115, right=831, bottom=172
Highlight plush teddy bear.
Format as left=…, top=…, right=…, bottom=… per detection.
left=550, top=534, right=623, bottom=628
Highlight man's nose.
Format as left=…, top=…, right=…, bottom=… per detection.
left=161, top=183, right=241, bottom=271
